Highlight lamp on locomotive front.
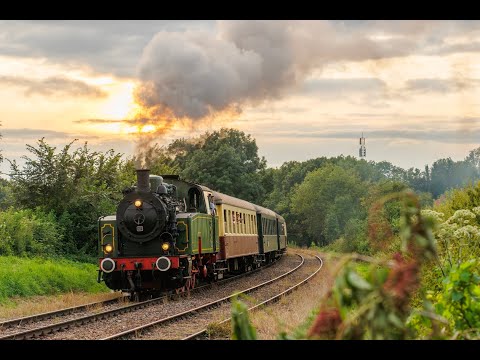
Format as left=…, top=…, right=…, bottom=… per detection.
left=104, top=244, right=113, bottom=253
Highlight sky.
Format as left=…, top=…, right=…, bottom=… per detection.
left=2, top=20, right=480, bottom=176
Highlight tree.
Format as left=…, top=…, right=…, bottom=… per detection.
left=180, top=128, right=267, bottom=202
left=0, top=178, right=13, bottom=210
left=10, top=138, right=134, bottom=256
left=430, top=157, right=478, bottom=197
left=291, top=164, right=367, bottom=246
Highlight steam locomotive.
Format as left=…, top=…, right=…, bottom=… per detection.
left=98, top=169, right=287, bottom=300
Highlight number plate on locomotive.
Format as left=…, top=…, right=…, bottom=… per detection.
left=136, top=226, right=144, bottom=232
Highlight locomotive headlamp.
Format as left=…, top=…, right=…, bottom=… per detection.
left=105, top=244, right=113, bottom=253
left=162, top=242, right=170, bottom=251
left=134, top=200, right=142, bottom=208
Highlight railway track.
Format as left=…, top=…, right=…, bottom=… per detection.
left=0, top=254, right=292, bottom=340
left=184, top=254, right=323, bottom=340
left=103, top=254, right=321, bottom=340
left=0, top=295, right=127, bottom=331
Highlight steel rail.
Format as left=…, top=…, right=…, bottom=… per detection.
left=0, top=295, right=128, bottom=330
left=182, top=254, right=323, bottom=340
left=101, top=254, right=304, bottom=340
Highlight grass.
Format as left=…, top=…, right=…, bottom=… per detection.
left=0, top=256, right=109, bottom=306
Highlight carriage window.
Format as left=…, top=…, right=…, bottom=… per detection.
left=234, top=212, right=238, bottom=233
left=224, top=209, right=227, bottom=232
left=228, top=210, right=232, bottom=233
left=240, top=213, right=243, bottom=234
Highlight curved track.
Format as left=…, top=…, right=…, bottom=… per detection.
left=0, top=255, right=288, bottom=340
left=103, top=254, right=322, bottom=340
left=183, top=254, right=323, bottom=340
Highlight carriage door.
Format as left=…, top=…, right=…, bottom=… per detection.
left=204, top=191, right=216, bottom=253
left=257, top=213, right=264, bottom=254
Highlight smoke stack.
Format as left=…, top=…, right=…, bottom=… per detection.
left=136, top=169, right=151, bottom=192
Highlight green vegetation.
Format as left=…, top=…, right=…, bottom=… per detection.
left=4, top=128, right=480, bottom=259
left=0, top=256, right=108, bottom=303
left=6, top=138, right=135, bottom=260
left=0, top=208, right=61, bottom=257
left=230, top=191, right=480, bottom=340
left=3, top=127, right=480, bottom=325
left=231, top=295, right=257, bottom=340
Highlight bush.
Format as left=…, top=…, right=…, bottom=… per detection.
left=0, top=256, right=108, bottom=303
left=0, top=209, right=62, bottom=257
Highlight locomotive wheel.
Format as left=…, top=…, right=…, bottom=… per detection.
left=190, top=272, right=196, bottom=290
left=130, top=292, right=140, bottom=302
left=175, top=285, right=186, bottom=295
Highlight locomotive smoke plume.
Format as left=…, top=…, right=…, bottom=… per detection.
left=130, top=20, right=436, bottom=160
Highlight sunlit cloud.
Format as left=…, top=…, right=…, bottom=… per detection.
left=0, top=75, right=107, bottom=98
left=3, top=20, right=480, bottom=174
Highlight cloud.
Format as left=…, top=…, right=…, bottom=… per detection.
left=2, top=20, right=480, bottom=79
left=434, top=41, right=480, bottom=55
left=302, top=78, right=387, bottom=96
left=405, top=78, right=480, bottom=94
left=1, top=128, right=74, bottom=138
left=0, top=20, right=215, bottom=77
left=134, top=21, right=420, bottom=121
left=255, top=127, right=480, bottom=144
left=75, top=118, right=151, bottom=125
left=1, top=128, right=101, bottom=140
left=75, top=118, right=121, bottom=124
left=0, top=76, right=107, bottom=98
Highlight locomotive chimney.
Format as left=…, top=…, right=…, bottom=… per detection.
left=136, top=169, right=151, bottom=192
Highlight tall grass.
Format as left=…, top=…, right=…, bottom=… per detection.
left=0, top=256, right=108, bottom=303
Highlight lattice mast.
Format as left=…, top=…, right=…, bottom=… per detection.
left=359, top=132, right=366, bottom=159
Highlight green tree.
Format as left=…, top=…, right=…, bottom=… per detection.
left=291, top=164, right=367, bottom=246
left=9, top=139, right=133, bottom=257
left=180, top=128, right=267, bottom=203
left=430, top=158, right=478, bottom=198
left=0, top=178, right=13, bottom=210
